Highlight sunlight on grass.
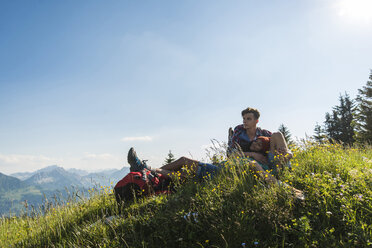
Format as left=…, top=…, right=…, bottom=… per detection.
left=1, top=141, right=371, bottom=247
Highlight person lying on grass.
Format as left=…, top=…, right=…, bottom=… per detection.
left=127, top=147, right=304, bottom=200
left=248, top=134, right=293, bottom=176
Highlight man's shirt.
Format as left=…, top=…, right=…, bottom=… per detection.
left=228, top=124, right=272, bottom=152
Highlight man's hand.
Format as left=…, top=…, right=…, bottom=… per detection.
left=244, top=152, right=268, bottom=164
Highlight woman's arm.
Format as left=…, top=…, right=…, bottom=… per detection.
left=244, top=152, right=268, bottom=164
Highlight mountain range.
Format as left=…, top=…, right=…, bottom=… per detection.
left=0, top=165, right=130, bottom=216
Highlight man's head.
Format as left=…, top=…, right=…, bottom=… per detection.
left=241, top=107, right=260, bottom=119
left=250, top=136, right=270, bottom=152
left=241, top=107, right=260, bottom=130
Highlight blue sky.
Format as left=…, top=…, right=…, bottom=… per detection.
left=1, top=0, right=371, bottom=174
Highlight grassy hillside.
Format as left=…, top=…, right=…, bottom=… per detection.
left=0, top=142, right=371, bottom=247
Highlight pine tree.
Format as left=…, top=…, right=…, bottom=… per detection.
left=323, top=93, right=355, bottom=144
left=335, top=93, right=355, bottom=144
left=354, top=71, right=372, bottom=144
left=324, top=111, right=337, bottom=142
left=278, top=124, right=293, bottom=146
left=163, top=150, right=175, bottom=165
left=313, top=122, right=327, bottom=143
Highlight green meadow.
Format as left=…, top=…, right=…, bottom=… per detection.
left=0, top=142, right=371, bottom=247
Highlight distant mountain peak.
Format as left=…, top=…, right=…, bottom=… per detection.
left=36, top=165, right=62, bottom=173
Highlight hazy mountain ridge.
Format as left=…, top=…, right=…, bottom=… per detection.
left=0, top=173, right=24, bottom=192
left=23, top=167, right=83, bottom=190
left=0, top=165, right=130, bottom=216
left=7, top=165, right=129, bottom=189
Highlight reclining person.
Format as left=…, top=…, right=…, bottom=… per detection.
left=126, top=107, right=303, bottom=199
left=127, top=146, right=304, bottom=200
left=248, top=134, right=293, bottom=176
left=128, top=147, right=201, bottom=180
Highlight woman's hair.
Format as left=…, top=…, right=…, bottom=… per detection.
left=240, top=140, right=254, bottom=152
left=251, top=136, right=271, bottom=153
left=241, top=107, right=260, bottom=119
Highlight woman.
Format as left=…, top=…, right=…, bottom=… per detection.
left=249, top=133, right=293, bottom=175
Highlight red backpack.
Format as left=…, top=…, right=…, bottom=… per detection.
left=114, top=169, right=172, bottom=205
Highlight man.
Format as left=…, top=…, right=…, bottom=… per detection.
left=228, top=107, right=272, bottom=164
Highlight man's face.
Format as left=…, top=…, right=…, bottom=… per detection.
left=250, top=139, right=263, bottom=151
left=243, top=113, right=258, bottom=129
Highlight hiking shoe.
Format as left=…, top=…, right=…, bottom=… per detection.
left=127, top=147, right=148, bottom=172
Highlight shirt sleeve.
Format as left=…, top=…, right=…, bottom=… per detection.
left=262, top=129, right=272, bottom=137
left=227, top=125, right=243, bottom=156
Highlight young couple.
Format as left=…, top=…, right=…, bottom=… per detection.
left=127, top=107, right=303, bottom=199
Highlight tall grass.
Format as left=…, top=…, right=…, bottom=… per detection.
left=0, top=142, right=371, bottom=247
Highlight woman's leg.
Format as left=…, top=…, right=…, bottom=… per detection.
left=155, top=156, right=200, bottom=179
left=269, top=132, right=293, bottom=168
left=270, top=132, right=289, bottom=154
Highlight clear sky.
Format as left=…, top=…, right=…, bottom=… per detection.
left=1, top=0, right=371, bottom=174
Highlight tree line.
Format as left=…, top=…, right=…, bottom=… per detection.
left=267, top=70, right=371, bottom=147
left=313, top=70, right=372, bottom=145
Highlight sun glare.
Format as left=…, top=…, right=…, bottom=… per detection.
left=335, top=0, right=372, bottom=23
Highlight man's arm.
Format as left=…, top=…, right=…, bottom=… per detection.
left=227, top=125, right=243, bottom=157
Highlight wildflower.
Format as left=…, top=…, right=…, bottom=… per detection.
left=326, top=211, right=332, bottom=215
left=254, top=241, right=259, bottom=245
left=242, top=243, right=246, bottom=247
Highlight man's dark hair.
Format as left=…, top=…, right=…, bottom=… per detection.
left=241, top=107, right=260, bottom=119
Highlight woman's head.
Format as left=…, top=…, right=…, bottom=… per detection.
left=250, top=136, right=270, bottom=152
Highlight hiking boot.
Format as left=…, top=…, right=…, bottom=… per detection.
left=127, top=147, right=149, bottom=172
